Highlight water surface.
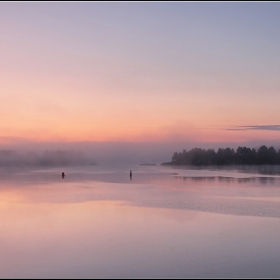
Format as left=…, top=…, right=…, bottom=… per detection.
left=1, top=164, right=280, bottom=278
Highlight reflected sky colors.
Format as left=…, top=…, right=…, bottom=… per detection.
left=1, top=165, right=280, bottom=277
left=2, top=164, right=280, bottom=217
left=1, top=2, right=280, bottom=146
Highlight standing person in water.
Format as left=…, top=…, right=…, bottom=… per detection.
left=130, top=170, right=132, bottom=179
left=62, top=172, right=65, bottom=179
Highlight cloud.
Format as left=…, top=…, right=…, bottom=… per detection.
left=225, top=125, right=280, bottom=131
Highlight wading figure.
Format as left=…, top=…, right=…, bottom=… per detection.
left=130, top=170, right=132, bottom=180
left=62, top=172, right=65, bottom=179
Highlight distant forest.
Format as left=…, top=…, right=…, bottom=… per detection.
left=163, top=145, right=280, bottom=166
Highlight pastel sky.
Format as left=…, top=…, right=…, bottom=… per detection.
left=1, top=2, right=280, bottom=146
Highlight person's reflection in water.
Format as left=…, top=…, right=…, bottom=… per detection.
left=62, top=172, right=65, bottom=182
left=130, top=170, right=132, bottom=180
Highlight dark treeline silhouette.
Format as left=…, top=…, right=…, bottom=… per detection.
left=163, top=145, right=280, bottom=166
left=0, top=150, right=96, bottom=167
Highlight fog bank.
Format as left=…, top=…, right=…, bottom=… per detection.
left=0, top=140, right=280, bottom=167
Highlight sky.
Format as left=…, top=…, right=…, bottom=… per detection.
left=1, top=2, right=280, bottom=163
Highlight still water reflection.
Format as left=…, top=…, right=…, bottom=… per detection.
left=1, top=165, right=280, bottom=278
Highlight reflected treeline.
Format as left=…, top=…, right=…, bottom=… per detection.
left=175, top=176, right=280, bottom=185
left=166, top=145, right=280, bottom=166
left=0, top=150, right=96, bottom=167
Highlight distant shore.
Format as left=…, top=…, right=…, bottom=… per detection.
left=162, top=145, right=280, bottom=166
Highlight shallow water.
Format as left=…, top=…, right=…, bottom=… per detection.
left=1, top=164, right=280, bottom=278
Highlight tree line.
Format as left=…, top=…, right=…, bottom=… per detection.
left=165, top=145, right=280, bottom=165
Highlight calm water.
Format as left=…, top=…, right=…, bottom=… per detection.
left=1, top=164, right=280, bottom=278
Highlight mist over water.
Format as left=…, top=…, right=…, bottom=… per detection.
left=1, top=140, right=280, bottom=166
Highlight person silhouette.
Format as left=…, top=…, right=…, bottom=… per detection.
left=130, top=170, right=132, bottom=180
left=62, top=172, right=65, bottom=179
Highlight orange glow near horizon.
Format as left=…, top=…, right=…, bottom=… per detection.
left=1, top=82, right=280, bottom=145
left=1, top=124, right=280, bottom=145
left=2, top=85, right=280, bottom=145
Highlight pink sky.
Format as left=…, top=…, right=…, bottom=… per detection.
left=1, top=2, right=280, bottom=151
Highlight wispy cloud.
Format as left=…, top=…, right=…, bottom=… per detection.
left=225, top=125, right=280, bottom=131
